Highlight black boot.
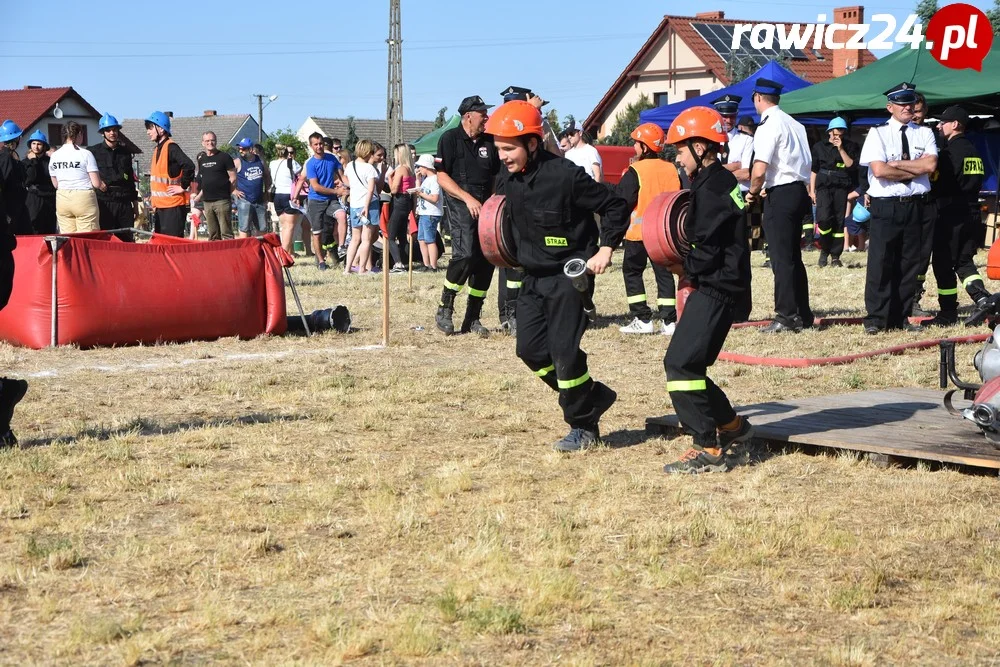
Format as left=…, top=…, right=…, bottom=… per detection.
left=436, top=288, right=456, bottom=335
left=0, top=378, right=27, bottom=448
left=461, top=295, right=489, bottom=337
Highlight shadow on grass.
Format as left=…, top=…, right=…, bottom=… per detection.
left=601, top=428, right=652, bottom=449
left=20, top=412, right=308, bottom=448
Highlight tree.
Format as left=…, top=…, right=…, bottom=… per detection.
left=261, top=127, right=308, bottom=164
left=563, top=114, right=576, bottom=133
left=433, top=107, right=448, bottom=129
left=915, top=0, right=938, bottom=25
left=988, top=0, right=1000, bottom=34
left=345, top=116, right=359, bottom=154
left=600, top=93, right=654, bottom=145
left=544, top=109, right=560, bottom=132
left=726, top=54, right=761, bottom=84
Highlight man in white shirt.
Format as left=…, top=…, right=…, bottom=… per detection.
left=745, top=78, right=813, bottom=333
left=858, top=81, right=938, bottom=334
left=563, top=120, right=603, bottom=182
left=712, top=94, right=752, bottom=192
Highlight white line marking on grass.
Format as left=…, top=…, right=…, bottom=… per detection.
left=18, top=343, right=388, bottom=379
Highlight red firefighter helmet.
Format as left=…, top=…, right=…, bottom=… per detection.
left=484, top=100, right=544, bottom=139
left=630, top=122, right=666, bottom=152
left=666, top=107, right=727, bottom=145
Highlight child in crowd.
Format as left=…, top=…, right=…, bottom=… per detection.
left=413, top=154, right=442, bottom=271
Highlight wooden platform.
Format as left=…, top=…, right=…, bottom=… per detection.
left=646, top=388, right=1000, bottom=472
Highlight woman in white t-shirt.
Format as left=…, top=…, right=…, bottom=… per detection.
left=269, top=145, right=303, bottom=254
left=343, top=139, right=380, bottom=275
left=48, top=121, right=103, bottom=233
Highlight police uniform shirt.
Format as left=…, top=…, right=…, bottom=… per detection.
left=435, top=125, right=500, bottom=192
left=935, top=134, right=984, bottom=203
left=726, top=128, right=754, bottom=192
left=751, top=106, right=811, bottom=188
left=859, top=117, right=937, bottom=197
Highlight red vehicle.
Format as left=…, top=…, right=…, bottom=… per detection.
left=595, top=145, right=635, bottom=185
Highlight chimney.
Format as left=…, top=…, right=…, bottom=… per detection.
left=695, top=11, right=725, bottom=19
left=203, top=110, right=217, bottom=116
left=23, top=85, right=41, bottom=90
left=166, top=111, right=174, bottom=118
left=832, top=6, right=864, bottom=76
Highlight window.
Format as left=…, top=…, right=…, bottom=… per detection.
left=685, top=89, right=701, bottom=100
left=654, top=92, right=670, bottom=107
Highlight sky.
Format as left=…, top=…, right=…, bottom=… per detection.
left=3, top=0, right=993, bottom=134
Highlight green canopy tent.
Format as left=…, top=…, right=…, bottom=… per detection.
left=780, top=44, right=1000, bottom=117
left=412, top=115, right=460, bottom=155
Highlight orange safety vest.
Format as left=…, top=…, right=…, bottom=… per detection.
left=149, top=138, right=189, bottom=209
left=625, top=158, right=680, bottom=242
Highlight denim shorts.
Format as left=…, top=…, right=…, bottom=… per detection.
left=417, top=215, right=440, bottom=243
left=236, top=198, right=268, bottom=233
left=273, top=193, right=298, bottom=216
left=350, top=203, right=381, bottom=229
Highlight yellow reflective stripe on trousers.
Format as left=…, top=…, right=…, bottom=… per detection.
left=802, top=224, right=813, bottom=229
left=506, top=281, right=522, bottom=289
left=818, top=227, right=832, bottom=235
left=657, top=298, right=676, bottom=306
left=963, top=274, right=983, bottom=287
left=444, top=280, right=463, bottom=292
left=832, top=233, right=845, bottom=238
left=468, top=287, right=487, bottom=298
left=667, top=379, right=707, bottom=392
left=557, top=372, right=591, bottom=389
left=535, top=365, right=555, bottom=377
left=938, top=287, right=959, bottom=296
left=627, top=294, right=647, bottom=304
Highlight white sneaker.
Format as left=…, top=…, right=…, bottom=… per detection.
left=620, top=317, right=655, bottom=334
left=660, top=321, right=676, bottom=336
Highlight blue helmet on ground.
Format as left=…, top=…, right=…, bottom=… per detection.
left=27, top=130, right=48, bottom=146
left=827, top=117, right=848, bottom=132
left=852, top=202, right=871, bottom=223
left=0, top=120, right=24, bottom=143
left=145, top=111, right=170, bottom=133
left=237, top=137, right=253, bottom=149
left=99, top=113, right=121, bottom=132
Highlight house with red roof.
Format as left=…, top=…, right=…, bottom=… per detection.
left=0, top=85, right=140, bottom=153
left=585, top=6, right=876, bottom=140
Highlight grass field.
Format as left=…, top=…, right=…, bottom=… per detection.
left=2, top=245, right=1000, bottom=665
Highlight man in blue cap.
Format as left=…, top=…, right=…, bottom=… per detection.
left=89, top=113, right=139, bottom=233
left=858, top=82, right=938, bottom=333
left=745, top=78, right=813, bottom=333
left=233, top=137, right=272, bottom=238
left=809, top=117, right=860, bottom=267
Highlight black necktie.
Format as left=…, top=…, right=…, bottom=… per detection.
left=900, top=125, right=910, bottom=161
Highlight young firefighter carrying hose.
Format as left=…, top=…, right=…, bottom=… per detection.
left=486, top=100, right=630, bottom=452
left=661, top=107, right=755, bottom=474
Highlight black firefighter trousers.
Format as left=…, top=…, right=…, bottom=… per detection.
left=517, top=273, right=606, bottom=429
left=441, top=192, right=494, bottom=323
left=664, top=287, right=738, bottom=447
left=933, top=199, right=989, bottom=313
left=622, top=239, right=676, bottom=322
left=816, top=186, right=848, bottom=259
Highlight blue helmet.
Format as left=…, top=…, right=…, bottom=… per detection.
left=0, top=120, right=24, bottom=143
left=99, top=113, right=121, bottom=132
left=827, top=117, right=848, bottom=132
left=237, top=137, right=253, bottom=149
left=27, top=130, right=48, bottom=146
left=852, top=202, right=871, bottom=223
left=145, top=111, right=170, bottom=133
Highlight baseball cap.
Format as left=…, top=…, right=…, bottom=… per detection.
left=238, top=138, right=253, bottom=149
left=938, top=105, right=970, bottom=125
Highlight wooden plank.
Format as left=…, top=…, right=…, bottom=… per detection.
left=646, top=388, right=1000, bottom=470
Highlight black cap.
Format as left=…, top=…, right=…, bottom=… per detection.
left=711, top=94, right=742, bottom=114
left=736, top=115, right=757, bottom=128
left=884, top=81, right=918, bottom=104
left=458, top=95, right=493, bottom=114
left=939, top=105, right=970, bottom=125
left=753, top=78, right=783, bottom=95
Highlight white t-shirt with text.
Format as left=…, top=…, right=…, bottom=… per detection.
left=48, top=144, right=99, bottom=191
left=416, top=173, right=443, bottom=216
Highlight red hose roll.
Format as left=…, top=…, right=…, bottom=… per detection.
left=642, top=189, right=690, bottom=273
left=478, top=195, right=519, bottom=269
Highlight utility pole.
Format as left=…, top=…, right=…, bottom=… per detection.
left=386, top=0, right=403, bottom=150
left=253, top=94, right=278, bottom=144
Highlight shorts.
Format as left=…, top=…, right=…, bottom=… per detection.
left=417, top=215, right=440, bottom=243
left=350, top=203, right=381, bottom=229
left=306, top=198, right=343, bottom=235
left=273, top=193, right=298, bottom=216
left=236, top=198, right=268, bottom=233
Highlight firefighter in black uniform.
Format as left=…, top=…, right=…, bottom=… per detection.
left=22, top=130, right=56, bottom=234
left=89, top=113, right=138, bottom=233
left=434, top=95, right=500, bottom=337
left=660, top=106, right=755, bottom=474
left=809, top=117, right=859, bottom=267
left=0, top=168, right=29, bottom=447
left=487, top=100, right=628, bottom=452
left=0, top=120, right=31, bottom=236
left=927, top=105, right=990, bottom=325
